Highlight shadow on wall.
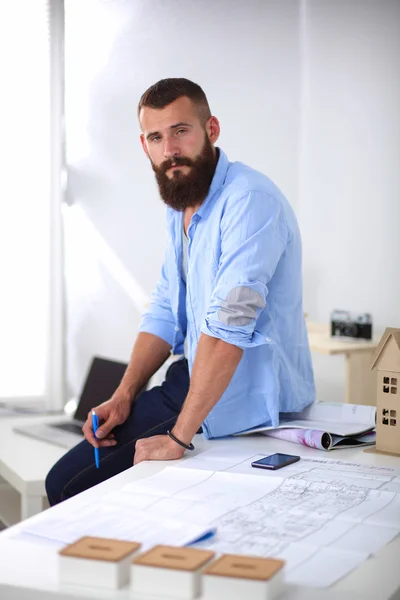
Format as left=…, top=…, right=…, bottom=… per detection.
left=63, top=203, right=149, bottom=313
left=63, top=202, right=150, bottom=400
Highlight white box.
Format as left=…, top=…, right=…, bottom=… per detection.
left=202, top=554, right=285, bottom=600
left=131, top=544, right=215, bottom=599
left=59, top=536, right=140, bottom=589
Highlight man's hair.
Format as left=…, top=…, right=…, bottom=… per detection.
left=138, top=78, right=211, bottom=125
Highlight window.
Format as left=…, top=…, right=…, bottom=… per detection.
left=382, top=408, right=397, bottom=426
left=0, top=1, right=63, bottom=405
left=383, top=376, right=398, bottom=394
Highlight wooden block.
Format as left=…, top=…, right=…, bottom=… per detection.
left=203, top=554, right=285, bottom=600
left=131, top=545, right=215, bottom=598
left=60, top=536, right=140, bottom=561
left=204, top=554, right=284, bottom=580
left=59, top=536, right=140, bottom=589
left=134, top=544, right=214, bottom=571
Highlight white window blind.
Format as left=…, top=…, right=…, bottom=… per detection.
left=0, top=1, right=61, bottom=402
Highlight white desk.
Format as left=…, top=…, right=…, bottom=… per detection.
left=0, top=415, right=70, bottom=523
left=0, top=434, right=399, bottom=600
left=307, top=322, right=379, bottom=406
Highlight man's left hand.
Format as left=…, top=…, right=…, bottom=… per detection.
left=133, top=434, right=185, bottom=465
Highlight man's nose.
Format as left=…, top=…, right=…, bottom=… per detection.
left=163, top=137, right=180, bottom=160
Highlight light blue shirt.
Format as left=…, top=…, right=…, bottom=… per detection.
left=139, top=148, right=315, bottom=438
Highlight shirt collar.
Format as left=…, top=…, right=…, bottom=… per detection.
left=196, top=147, right=229, bottom=220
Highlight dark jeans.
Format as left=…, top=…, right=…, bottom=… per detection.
left=45, top=358, right=190, bottom=506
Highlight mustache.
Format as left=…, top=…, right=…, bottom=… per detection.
left=159, top=156, right=194, bottom=174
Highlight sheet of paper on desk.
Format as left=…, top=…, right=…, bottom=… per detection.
left=127, top=465, right=400, bottom=586
left=20, top=500, right=214, bottom=551
left=181, top=448, right=400, bottom=491
left=18, top=457, right=400, bottom=588
left=173, top=455, right=400, bottom=587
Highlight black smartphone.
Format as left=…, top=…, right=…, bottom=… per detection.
left=251, top=453, right=300, bottom=470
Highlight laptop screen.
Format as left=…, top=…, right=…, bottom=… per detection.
left=74, top=357, right=128, bottom=422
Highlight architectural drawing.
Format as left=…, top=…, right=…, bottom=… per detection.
left=19, top=452, right=400, bottom=588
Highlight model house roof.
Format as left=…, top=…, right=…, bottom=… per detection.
left=370, top=327, right=400, bottom=370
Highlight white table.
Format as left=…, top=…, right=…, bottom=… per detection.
left=0, top=415, right=69, bottom=523
left=0, top=434, right=399, bottom=600
left=306, top=322, right=379, bottom=406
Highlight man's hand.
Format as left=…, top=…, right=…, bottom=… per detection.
left=134, top=435, right=185, bottom=465
left=82, top=392, right=132, bottom=448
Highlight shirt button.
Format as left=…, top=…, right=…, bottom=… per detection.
left=265, top=337, right=271, bottom=342
left=174, top=326, right=180, bottom=332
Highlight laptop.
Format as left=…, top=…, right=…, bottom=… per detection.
left=14, top=356, right=128, bottom=449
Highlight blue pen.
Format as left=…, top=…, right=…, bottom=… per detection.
left=91, top=410, right=100, bottom=469
left=187, top=528, right=217, bottom=546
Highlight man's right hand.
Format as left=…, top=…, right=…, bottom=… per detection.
left=82, top=393, right=133, bottom=448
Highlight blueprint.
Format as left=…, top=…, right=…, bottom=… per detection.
left=19, top=467, right=216, bottom=550
left=19, top=450, right=400, bottom=588
left=180, top=446, right=400, bottom=493
left=118, top=451, right=400, bottom=587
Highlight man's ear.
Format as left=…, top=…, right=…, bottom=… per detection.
left=206, top=116, right=220, bottom=145
left=140, top=133, right=149, bottom=159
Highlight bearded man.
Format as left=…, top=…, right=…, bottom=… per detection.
left=46, top=78, right=315, bottom=505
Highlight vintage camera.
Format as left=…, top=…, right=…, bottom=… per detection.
left=331, top=310, right=373, bottom=340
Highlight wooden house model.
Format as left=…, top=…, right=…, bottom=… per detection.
left=370, top=327, right=400, bottom=455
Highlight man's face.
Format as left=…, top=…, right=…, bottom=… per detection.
left=140, top=96, right=220, bottom=211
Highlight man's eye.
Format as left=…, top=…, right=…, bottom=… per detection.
left=176, top=129, right=187, bottom=135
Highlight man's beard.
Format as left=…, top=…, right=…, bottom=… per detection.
left=151, top=136, right=217, bottom=212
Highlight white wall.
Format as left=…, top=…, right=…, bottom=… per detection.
left=299, top=0, right=400, bottom=401
left=64, top=0, right=400, bottom=402
left=64, top=0, right=301, bottom=394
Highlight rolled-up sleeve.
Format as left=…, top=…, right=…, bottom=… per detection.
left=200, top=190, right=288, bottom=348
left=139, top=246, right=175, bottom=347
